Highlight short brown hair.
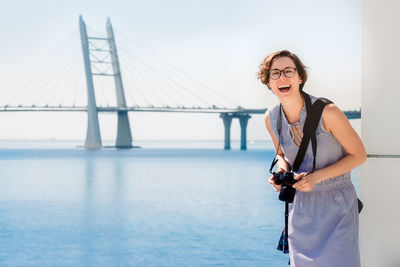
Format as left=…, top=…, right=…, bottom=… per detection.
left=257, top=50, right=308, bottom=91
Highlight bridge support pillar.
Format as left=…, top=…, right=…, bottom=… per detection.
left=220, top=114, right=233, bottom=150
left=239, top=114, right=251, bottom=150
left=116, top=111, right=133, bottom=147
left=220, top=113, right=251, bottom=150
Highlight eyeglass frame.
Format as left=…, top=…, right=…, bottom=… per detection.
left=268, top=67, right=297, bottom=80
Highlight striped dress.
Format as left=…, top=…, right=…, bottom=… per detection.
left=268, top=95, right=360, bottom=267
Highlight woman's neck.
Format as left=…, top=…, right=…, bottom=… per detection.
left=280, top=93, right=304, bottom=124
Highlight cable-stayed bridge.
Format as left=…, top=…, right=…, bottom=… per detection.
left=0, top=16, right=360, bottom=149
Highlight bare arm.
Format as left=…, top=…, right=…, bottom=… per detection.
left=293, top=104, right=367, bottom=191
left=265, top=111, right=288, bottom=192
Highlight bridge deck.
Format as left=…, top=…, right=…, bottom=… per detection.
left=0, top=106, right=361, bottom=118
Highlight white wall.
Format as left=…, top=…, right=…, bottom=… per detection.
left=361, top=1, right=400, bottom=266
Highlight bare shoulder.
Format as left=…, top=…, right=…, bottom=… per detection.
left=321, top=103, right=366, bottom=161
left=322, top=103, right=344, bottom=117
left=321, top=103, right=348, bottom=132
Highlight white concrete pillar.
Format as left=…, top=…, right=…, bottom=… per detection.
left=361, top=1, right=400, bottom=266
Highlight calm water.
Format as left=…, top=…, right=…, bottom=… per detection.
left=0, top=140, right=360, bottom=266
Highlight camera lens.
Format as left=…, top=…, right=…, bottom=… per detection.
left=278, top=186, right=296, bottom=203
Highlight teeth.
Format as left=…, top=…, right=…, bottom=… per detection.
left=278, top=85, right=290, bottom=89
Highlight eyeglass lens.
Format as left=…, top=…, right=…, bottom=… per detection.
left=270, top=67, right=296, bottom=80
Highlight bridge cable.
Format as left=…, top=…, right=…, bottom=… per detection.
left=115, top=28, right=239, bottom=107
left=119, top=46, right=215, bottom=108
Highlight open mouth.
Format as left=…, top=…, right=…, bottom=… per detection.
left=278, top=85, right=291, bottom=92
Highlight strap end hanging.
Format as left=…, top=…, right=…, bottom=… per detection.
left=269, top=158, right=279, bottom=173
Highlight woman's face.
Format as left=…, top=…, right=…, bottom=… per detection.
left=268, top=56, right=302, bottom=98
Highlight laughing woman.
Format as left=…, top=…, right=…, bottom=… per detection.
left=259, top=50, right=366, bottom=267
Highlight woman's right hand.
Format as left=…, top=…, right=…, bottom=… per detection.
left=268, top=167, right=285, bottom=192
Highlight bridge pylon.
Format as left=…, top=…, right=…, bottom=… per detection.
left=220, top=113, right=251, bottom=150
left=79, top=16, right=133, bottom=149
left=79, top=16, right=102, bottom=149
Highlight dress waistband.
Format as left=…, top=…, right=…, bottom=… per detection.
left=311, top=173, right=352, bottom=191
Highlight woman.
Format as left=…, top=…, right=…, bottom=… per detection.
left=258, top=50, right=366, bottom=267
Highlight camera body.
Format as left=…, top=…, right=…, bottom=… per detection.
left=272, top=171, right=297, bottom=203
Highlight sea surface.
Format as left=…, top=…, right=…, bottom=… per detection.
left=0, top=140, right=360, bottom=266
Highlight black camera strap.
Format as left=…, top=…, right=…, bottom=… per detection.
left=271, top=104, right=291, bottom=254
left=292, top=91, right=332, bottom=173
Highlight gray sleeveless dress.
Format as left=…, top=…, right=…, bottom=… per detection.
left=268, top=95, right=360, bottom=267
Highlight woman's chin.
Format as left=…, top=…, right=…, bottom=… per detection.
left=277, top=88, right=292, bottom=97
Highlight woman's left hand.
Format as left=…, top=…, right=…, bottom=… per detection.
left=292, top=172, right=320, bottom=192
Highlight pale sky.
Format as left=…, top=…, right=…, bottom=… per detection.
left=0, top=0, right=361, bottom=141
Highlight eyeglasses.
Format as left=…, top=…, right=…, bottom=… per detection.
left=268, top=67, right=297, bottom=80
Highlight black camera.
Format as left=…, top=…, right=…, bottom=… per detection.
left=272, top=171, right=298, bottom=203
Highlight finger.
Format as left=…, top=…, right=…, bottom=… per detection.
left=296, top=179, right=312, bottom=192
left=295, top=172, right=307, bottom=180
left=294, top=175, right=302, bottom=180
left=293, top=179, right=305, bottom=189
left=292, top=180, right=303, bottom=188
left=295, top=182, right=306, bottom=191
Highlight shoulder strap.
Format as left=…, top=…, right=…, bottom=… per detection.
left=292, top=92, right=332, bottom=172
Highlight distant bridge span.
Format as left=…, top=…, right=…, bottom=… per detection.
left=0, top=106, right=266, bottom=114
left=0, top=105, right=361, bottom=150
left=0, top=106, right=360, bottom=117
